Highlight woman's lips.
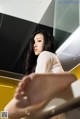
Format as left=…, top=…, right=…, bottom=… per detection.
left=34, top=49, right=37, bottom=51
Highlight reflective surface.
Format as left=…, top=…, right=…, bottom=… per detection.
left=53, top=0, right=79, bottom=48
left=54, top=0, right=79, bottom=33
left=56, top=27, right=80, bottom=71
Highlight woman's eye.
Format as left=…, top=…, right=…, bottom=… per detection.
left=38, top=40, right=41, bottom=42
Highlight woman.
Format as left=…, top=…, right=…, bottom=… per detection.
left=4, top=30, right=67, bottom=119
left=25, top=30, right=64, bottom=74
left=25, top=30, right=55, bottom=74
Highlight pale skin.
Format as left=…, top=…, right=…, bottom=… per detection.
left=4, top=33, right=77, bottom=119
left=4, top=73, right=77, bottom=119
left=33, top=33, right=44, bottom=55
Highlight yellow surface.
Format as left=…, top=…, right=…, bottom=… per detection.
left=0, top=64, right=79, bottom=118
left=70, top=63, right=80, bottom=79
left=0, top=76, right=19, bottom=111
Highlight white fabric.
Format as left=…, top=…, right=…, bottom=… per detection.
left=35, top=51, right=64, bottom=73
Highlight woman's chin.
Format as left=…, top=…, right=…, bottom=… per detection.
left=34, top=52, right=40, bottom=56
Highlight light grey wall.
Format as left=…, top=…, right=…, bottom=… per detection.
left=39, top=0, right=55, bottom=27
left=0, top=0, right=53, bottom=27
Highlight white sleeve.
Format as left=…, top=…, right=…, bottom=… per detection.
left=35, top=51, right=53, bottom=73
left=52, top=63, right=64, bottom=73
left=35, top=51, right=64, bottom=73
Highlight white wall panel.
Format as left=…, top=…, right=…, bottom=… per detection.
left=0, top=0, right=53, bottom=25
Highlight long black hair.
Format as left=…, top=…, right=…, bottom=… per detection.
left=25, top=30, right=55, bottom=74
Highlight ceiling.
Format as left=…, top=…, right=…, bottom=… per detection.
left=29, top=0, right=43, bottom=3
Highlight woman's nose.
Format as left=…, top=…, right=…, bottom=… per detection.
left=34, top=43, right=37, bottom=47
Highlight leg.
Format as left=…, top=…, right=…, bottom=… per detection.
left=15, top=73, right=76, bottom=104
left=4, top=73, right=77, bottom=119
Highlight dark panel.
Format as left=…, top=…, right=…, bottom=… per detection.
left=54, top=28, right=71, bottom=50
left=36, top=24, right=53, bottom=35
left=14, top=24, right=53, bottom=74
left=0, top=13, right=37, bottom=73
left=0, top=13, right=53, bottom=74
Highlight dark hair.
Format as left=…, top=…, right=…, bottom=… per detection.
left=25, top=30, right=55, bottom=74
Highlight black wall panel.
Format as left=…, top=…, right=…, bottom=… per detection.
left=0, top=13, right=53, bottom=74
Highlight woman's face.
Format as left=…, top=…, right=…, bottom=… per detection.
left=33, top=33, right=44, bottom=55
